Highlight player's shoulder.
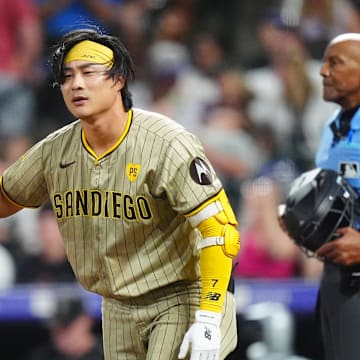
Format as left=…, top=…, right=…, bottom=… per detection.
left=131, top=108, right=201, bottom=151
left=132, top=108, right=187, bottom=139
left=41, top=120, right=81, bottom=144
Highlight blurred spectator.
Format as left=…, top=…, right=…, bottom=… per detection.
left=245, top=10, right=338, bottom=172
left=0, top=244, right=16, bottom=289
left=27, top=296, right=103, bottom=360
left=147, top=40, right=191, bottom=116
left=37, top=0, right=148, bottom=63
left=0, top=145, right=41, bottom=266
left=0, top=0, right=42, bottom=162
left=198, top=106, right=265, bottom=213
left=325, top=0, right=360, bottom=37
left=149, top=3, right=193, bottom=46
left=148, top=31, right=230, bottom=133
left=37, top=0, right=123, bottom=42
left=231, top=133, right=324, bottom=280
left=298, top=0, right=360, bottom=59
left=234, top=176, right=300, bottom=279
left=345, top=0, right=360, bottom=32
left=298, top=0, right=333, bottom=59
left=192, top=0, right=239, bottom=54
left=16, top=202, right=75, bottom=284
left=0, top=207, right=41, bottom=281
left=252, top=123, right=288, bottom=174
left=146, top=5, right=195, bottom=122
left=174, top=32, right=228, bottom=132
left=215, top=68, right=255, bottom=114
left=103, top=0, right=150, bottom=69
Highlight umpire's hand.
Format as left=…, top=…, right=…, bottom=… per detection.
left=178, top=310, right=221, bottom=360
left=316, top=227, right=360, bottom=266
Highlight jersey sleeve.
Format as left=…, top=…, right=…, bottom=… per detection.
left=154, top=129, right=223, bottom=214
left=1, top=141, right=48, bottom=207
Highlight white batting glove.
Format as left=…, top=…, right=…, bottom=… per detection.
left=178, top=310, right=221, bottom=360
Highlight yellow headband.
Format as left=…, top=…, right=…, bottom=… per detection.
left=64, top=40, right=114, bottom=67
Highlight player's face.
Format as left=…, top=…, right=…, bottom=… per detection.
left=320, top=40, right=360, bottom=109
left=60, top=60, right=124, bottom=120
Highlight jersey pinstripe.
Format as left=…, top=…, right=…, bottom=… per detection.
left=2, top=108, right=223, bottom=299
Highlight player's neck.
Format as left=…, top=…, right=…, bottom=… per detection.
left=81, top=110, right=129, bottom=157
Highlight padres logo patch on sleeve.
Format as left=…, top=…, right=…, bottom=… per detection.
left=190, top=157, right=213, bottom=185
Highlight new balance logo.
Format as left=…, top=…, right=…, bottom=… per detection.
left=204, top=292, right=221, bottom=301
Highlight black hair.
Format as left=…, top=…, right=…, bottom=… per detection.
left=50, top=29, right=135, bottom=111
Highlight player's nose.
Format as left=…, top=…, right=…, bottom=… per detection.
left=71, top=73, right=85, bottom=90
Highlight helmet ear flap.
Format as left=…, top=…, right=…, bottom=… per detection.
left=281, top=168, right=359, bottom=253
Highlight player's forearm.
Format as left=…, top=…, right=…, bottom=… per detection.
left=200, top=246, right=232, bottom=312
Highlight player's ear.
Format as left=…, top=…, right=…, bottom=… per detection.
left=114, top=76, right=125, bottom=92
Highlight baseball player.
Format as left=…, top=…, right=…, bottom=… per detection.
left=0, top=29, right=240, bottom=360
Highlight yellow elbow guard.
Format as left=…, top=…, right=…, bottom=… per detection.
left=186, top=189, right=240, bottom=258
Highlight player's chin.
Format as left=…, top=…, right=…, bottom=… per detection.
left=69, top=107, right=93, bottom=120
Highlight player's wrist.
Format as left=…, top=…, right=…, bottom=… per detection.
left=195, top=310, right=221, bottom=326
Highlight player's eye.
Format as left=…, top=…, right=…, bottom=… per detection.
left=83, top=70, right=96, bottom=76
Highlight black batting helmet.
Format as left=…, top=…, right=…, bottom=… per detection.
left=279, top=168, right=359, bottom=253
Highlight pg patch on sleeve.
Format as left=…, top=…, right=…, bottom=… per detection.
left=189, top=157, right=213, bottom=185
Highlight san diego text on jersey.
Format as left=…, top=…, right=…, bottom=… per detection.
left=53, top=189, right=153, bottom=221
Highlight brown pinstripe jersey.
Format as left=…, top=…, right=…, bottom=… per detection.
left=2, top=108, right=223, bottom=298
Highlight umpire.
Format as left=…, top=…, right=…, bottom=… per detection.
left=313, top=33, right=360, bottom=360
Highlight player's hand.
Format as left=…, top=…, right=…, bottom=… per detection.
left=316, top=227, right=360, bottom=266
left=178, top=310, right=221, bottom=360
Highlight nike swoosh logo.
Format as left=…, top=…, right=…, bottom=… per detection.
left=59, top=161, right=76, bottom=169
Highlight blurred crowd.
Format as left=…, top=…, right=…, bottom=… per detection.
left=0, top=0, right=360, bottom=357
